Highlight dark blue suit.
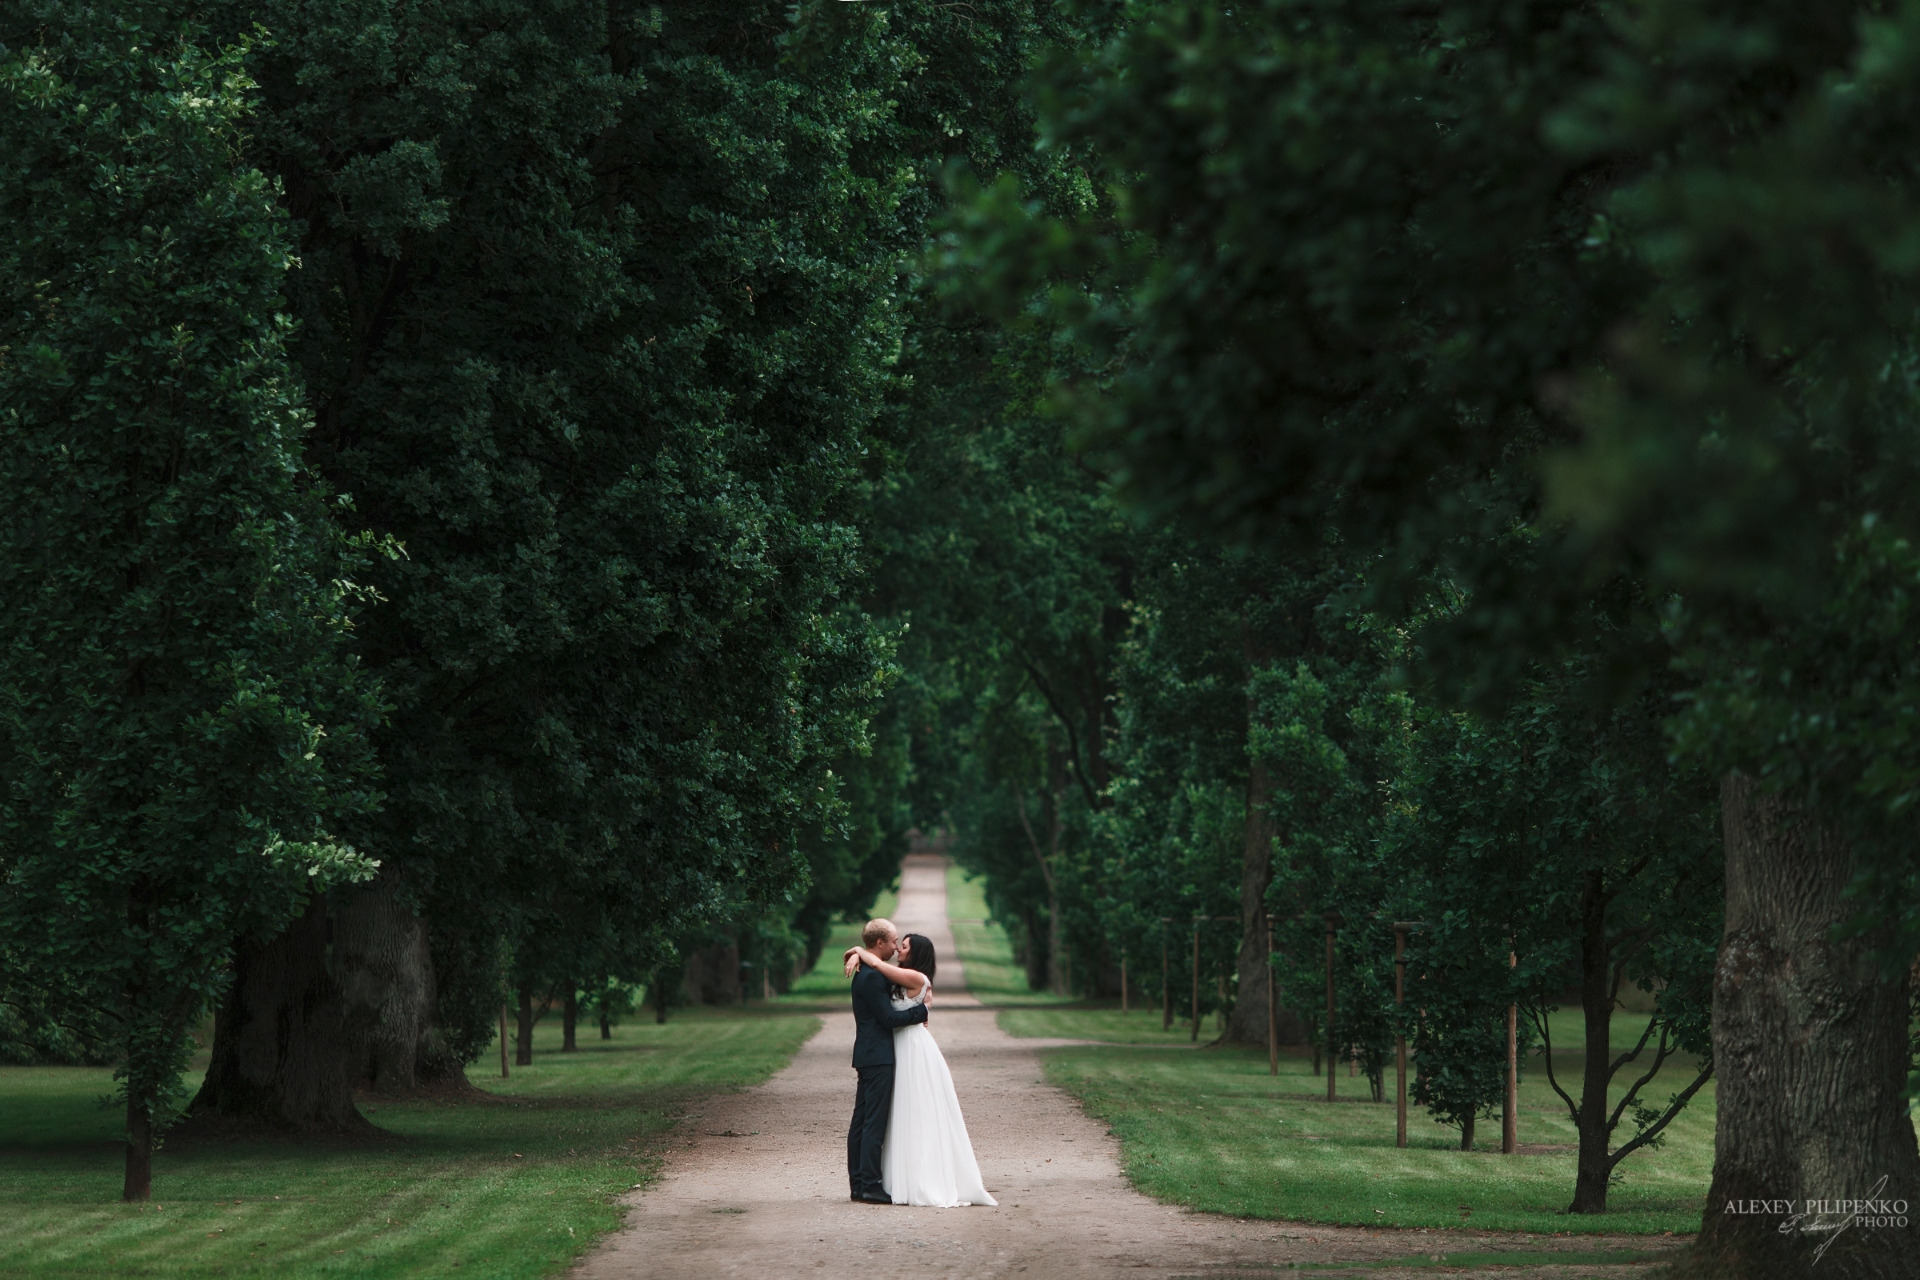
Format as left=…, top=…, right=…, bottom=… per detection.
left=846, top=963, right=928, bottom=1198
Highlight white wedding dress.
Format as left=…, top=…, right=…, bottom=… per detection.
left=880, top=983, right=997, bottom=1207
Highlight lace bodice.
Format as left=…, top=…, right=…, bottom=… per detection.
left=889, top=980, right=931, bottom=1011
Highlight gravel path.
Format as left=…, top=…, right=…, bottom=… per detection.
left=575, top=854, right=1680, bottom=1279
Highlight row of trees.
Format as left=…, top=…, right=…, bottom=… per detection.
left=0, top=0, right=1070, bottom=1200
left=885, top=2, right=1920, bottom=1277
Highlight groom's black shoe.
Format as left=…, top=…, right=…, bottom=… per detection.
left=857, top=1191, right=893, bottom=1205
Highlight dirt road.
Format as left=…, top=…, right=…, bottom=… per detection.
left=575, top=855, right=1676, bottom=1279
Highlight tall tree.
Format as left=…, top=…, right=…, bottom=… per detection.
left=0, top=5, right=380, bottom=1192
left=185, top=0, right=902, bottom=1119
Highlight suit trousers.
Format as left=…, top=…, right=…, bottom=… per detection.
left=847, top=1063, right=895, bottom=1197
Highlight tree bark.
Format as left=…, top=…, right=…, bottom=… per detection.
left=123, top=1095, right=151, bottom=1202
left=191, top=897, right=364, bottom=1130
left=651, top=968, right=674, bottom=1024
left=1226, top=746, right=1279, bottom=1045
left=332, top=876, right=435, bottom=1093
left=1569, top=869, right=1615, bottom=1214
left=1692, top=773, right=1920, bottom=1278
left=562, top=991, right=578, bottom=1052
left=1020, top=911, right=1048, bottom=992
left=1460, top=1113, right=1475, bottom=1152
left=515, top=985, right=534, bottom=1066
left=1226, top=753, right=1305, bottom=1045
left=1046, top=885, right=1067, bottom=997
left=600, top=1008, right=612, bottom=1040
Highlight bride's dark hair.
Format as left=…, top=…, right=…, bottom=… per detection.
left=890, top=932, right=937, bottom=997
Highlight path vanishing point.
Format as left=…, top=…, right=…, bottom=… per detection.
left=575, top=853, right=1678, bottom=1280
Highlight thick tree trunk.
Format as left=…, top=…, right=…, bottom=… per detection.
left=1460, top=1114, right=1475, bottom=1151
left=191, top=897, right=364, bottom=1130
left=681, top=944, right=742, bottom=1004
left=562, top=991, right=578, bottom=1052
left=599, top=1009, right=612, bottom=1040
left=1226, top=753, right=1305, bottom=1045
left=332, top=876, right=435, bottom=1093
left=123, top=1096, right=151, bottom=1201
left=515, top=986, right=534, bottom=1066
left=1692, top=774, right=1920, bottom=1279
left=1569, top=869, right=1615, bottom=1214
left=651, top=968, right=673, bottom=1024
left=1226, top=750, right=1278, bottom=1045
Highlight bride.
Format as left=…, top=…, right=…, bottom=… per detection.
left=843, top=933, right=996, bottom=1208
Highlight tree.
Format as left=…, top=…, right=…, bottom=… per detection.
left=0, top=5, right=380, bottom=1193
left=1388, top=669, right=1719, bottom=1202
left=184, top=0, right=903, bottom=1118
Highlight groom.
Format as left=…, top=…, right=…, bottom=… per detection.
left=847, top=917, right=929, bottom=1204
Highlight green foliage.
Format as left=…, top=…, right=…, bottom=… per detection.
left=194, top=0, right=918, bottom=1033
left=0, top=3, right=380, bottom=1171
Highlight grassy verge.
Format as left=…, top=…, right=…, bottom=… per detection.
left=1045, top=1039, right=1712, bottom=1235
left=0, top=1006, right=819, bottom=1280
left=943, top=862, right=1069, bottom=1007
left=936, top=865, right=1712, bottom=1235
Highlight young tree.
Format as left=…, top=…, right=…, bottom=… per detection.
left=1389, top=672, right=1719, bottom=1204
left=0, top=7, right=380, bottom=1193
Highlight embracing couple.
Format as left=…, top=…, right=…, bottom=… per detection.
left=843, top=918, right=996, bottom=1208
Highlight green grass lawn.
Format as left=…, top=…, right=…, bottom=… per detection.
left=936, top=870, right=1713, bottom=1236
left=1045, top=1038, right=1713, bottom=1235
left=944, top=862, right=1069, bottom=1007
left=0, top=1005, right=819, bottom=1280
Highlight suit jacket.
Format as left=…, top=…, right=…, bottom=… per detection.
left=850, top=963, right=927, bottom=1068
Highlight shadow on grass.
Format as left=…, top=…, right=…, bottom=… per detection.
left=0, top=1006, right=820, bottom=1280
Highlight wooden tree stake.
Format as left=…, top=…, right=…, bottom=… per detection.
left=1325, top=915, right=1337, bottom=1103
left=1394, top=925, right=1407, bottom=1147
left=1266, top=918, right=1279, bottom=1077
left=1503, top=947, right=1518, bottom=1155
left=1161, top=939, right=1171, bottom=1031
left=1190, top=927, right=1201, bottom=1043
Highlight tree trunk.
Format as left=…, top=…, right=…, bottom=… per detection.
left=515, top=985, right=534, bottom=1066
left=1569, top=869, right=1615, bottom=1214
left=1046, top=887, right=1068, bottom=997
left=652, top=972, right=670, bottom=1024
left=1022, top=911, right=1048, bottom=992
left=332, top=876, right=435, bottom=1093
left=123, top=1095, right=151, bottom=1201
left=600, top=1009, right=612, bottom=1040
left=1226, top=752, right=1305, bottom=1045
left=191, top=897, right=364, bottom=1130
left=1226, top=748, right=1278, bottom=1045
left=1693, top=773, right=1920, bottom=1278
left=1045, top=757, right=1070, bottom=996
left=562, top=991, right=578, bottom=1052
left=1460, top=1114, right=1475, bottom=1151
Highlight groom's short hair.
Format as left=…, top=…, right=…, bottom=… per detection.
left=862, top=918, right=896, bottom=948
